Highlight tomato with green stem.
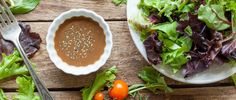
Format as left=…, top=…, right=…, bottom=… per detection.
left=109, top=80, right=128, bottom=100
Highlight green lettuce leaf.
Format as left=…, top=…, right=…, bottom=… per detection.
left=228, top=1, right=236, bottom=33
left=139, top=67, right=172, bottom=93
left=0, top=50, right=28, bottom=80
left=138, top=0, right=193, bottom=21
left=138, top=0, right=181, bottom=21
left=176, top=36, right=192, bottom=52
left=161, top=36, right=192, bottom=73
left=0, top=89, right=7, bottom=100
left=225, top=0, right=236, bottom=12
left=232, top=12, right=236, bottom=33
left=161, top=50, right=189, bottom=73
left=151, top=22, right=179, bottom=41
left=14, top=75, right=40, bottom=100
left=129, top=66, right=172, bottom=96
left=129, top=7, right=154, bottom=41
left=82, top=66, right=117, bottom=100
left=161, top=39, right=181, bottom=50
left=205, top=0, right=236, bottom=12
left=7, top=0, right=40, bottom=14
left=179, top=2, right=195, bottom=13
left=151, top=21, right=192, bottom=73
left=129, top=19, right=152, bottom=41
left=198, top=4, right=230, bottom=31
left=205, top=0, right=236, bottom=33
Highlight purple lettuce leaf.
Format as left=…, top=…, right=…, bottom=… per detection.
left=177, top=13, right=205, bottom=36
left=182, top=31, right=224, bottom=77
left=221, top=39, right=236, bottom=59
left=0, top=22, right=42, bottom=61
left=148, top=13, right=160, bottom=24
left=144, top=33, right=162, bottom=65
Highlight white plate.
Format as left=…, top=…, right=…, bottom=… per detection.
left=127, top=0, right=236, bottom=84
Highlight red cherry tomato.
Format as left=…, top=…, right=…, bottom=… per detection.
left=94, top=92, right=104, bottom=100
left=109, top=80, right=128, bottom=100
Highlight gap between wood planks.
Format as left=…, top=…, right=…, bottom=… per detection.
left=1, top=83, right=235, bottom=92
left=19, top=18, right=127, bottom=22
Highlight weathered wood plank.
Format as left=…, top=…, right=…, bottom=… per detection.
left=129, top=86, right=236, bottom=100
left=162, top=86, right=236, bottom=100
left=3, top=91, right=82, bottom=100
left=0, top=21, right=233, bottom=89
left=15, top=0, right=126, bottom=21
left=2, top=86, right=236, bottom=100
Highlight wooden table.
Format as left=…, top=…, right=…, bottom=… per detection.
left=1, top=0, right=236, bottom=100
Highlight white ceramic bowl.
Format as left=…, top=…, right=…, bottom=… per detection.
left=47, top=9, right=113, bottom=75
left=127, top=0, right=236, bottom=84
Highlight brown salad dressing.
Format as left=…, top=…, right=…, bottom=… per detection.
left=54, top=17, right=105, bottom=66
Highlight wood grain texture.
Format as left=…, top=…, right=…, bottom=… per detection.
left=0, top=21, right=149, bottom=89
left=0, top=21, right=233, bottom=89
left=163, top=86, right=236, bottom=100
left=137, top=86, right=236, bottom=100
left=3, top=91, right=82, bottom=100
left=0, top=0, right=234, bottom=99
left=2, top=86, right=236, bottom=100
left=15, top=0, right=126, bottom=21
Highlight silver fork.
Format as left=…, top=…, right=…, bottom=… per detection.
left=0, top=0, right=53, bottom=100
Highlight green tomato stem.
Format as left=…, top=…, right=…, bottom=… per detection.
left=129, top=86, right=147, bottom=94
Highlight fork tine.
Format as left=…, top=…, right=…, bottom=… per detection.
left=0, top=6, right=10, bottom=24
left=0, top=0, right=16, bottom=22
left=0, top=13, right=7, bottom=27
left=0, top=24, right=3, bottom=34
left=0, top=3, right=7, bottom=27
left=0, top=21, right=3, bottom=31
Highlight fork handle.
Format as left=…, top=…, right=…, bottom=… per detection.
left=14, top=39, right=54, bottom=100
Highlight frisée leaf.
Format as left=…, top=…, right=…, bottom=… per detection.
left=129, top=66, right=172, bottom=97
left=138, top=0, right=184, bottom=22
left=0, top=89, right=7, bottom=100
left=14, top=75, right=40, bottom=100
left=81, top=66, right=117, bottom=100
left=0, top=50, right=28, bottom=80
left=160, top=36, right=192, bottom=73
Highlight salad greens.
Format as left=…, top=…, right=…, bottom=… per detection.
left=14, top=75, right=40, bottom=100
left=0, top=89, right=7, bottom=100
left=0, top=76, right=40, bottom=100
left=129, top=66, right=172, bottom=98
left=6, top=0, right=40, bottom=14
left=81, top=66, right=117, bottom=100
left=81, top=66, right=171, bottom=100
left=138, top=0, right=183, bottom=22
left=0, top=50, right=40, bottom=100
left=198, top=4, right=230, bottom=31
left=132, top=0, right=236, bottom=76
left=0, top=50, right=28, bottom=80
left=150, top=22, right=192, bottom=72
